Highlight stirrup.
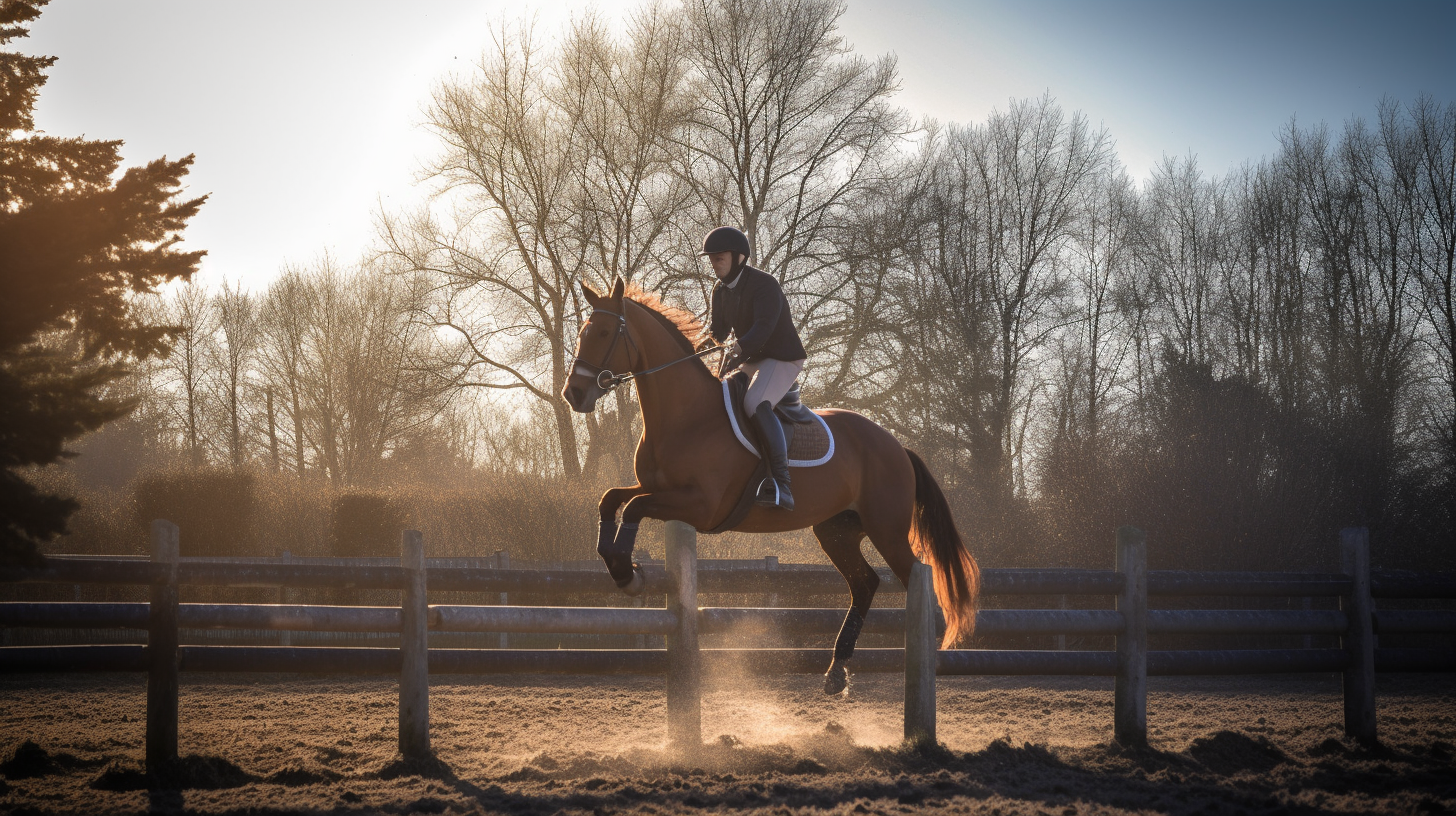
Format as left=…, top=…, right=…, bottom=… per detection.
left=754, top=477, right=793, bottom=510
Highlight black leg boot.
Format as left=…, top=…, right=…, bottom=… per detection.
left=597, top=519, right=644, bottom=595
left=750, top=401, right=794, bottom=511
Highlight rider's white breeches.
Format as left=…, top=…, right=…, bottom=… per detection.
left=741, top=357, right=806, bottom=414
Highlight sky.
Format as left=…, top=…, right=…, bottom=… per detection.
left=20, top=0, right=1456, bottom=292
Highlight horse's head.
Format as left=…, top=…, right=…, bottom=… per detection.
left=563, top=276, right=632, bottom=413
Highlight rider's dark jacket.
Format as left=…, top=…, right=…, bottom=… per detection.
left=709, top=264, right=807, bottom=365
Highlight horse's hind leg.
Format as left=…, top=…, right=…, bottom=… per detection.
left=814, top=511, right=878, bottom=696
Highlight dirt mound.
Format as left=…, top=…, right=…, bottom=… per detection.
left=91, top=754, right=255, bottom=791
left=2, top=740, right=62, bottom=779
left=0, top=740, right=92, bottom=779
left=1186, top=731, right=1288, bottom=774
left=265, top=765, right=341, bottom=786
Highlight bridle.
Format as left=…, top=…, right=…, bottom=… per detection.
left=571, top=308, right=636, bottom=391
left=570, top=306, right=725, bottom=392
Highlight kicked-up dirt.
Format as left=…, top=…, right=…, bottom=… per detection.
left=1, top=670, right=1453, bottom=814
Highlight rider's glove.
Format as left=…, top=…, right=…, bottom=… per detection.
left=719, top=345, right=744, bottom=376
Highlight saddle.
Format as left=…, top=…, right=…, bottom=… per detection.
left=705, top=370, right=834, bottom=535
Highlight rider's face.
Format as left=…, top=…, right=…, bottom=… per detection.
left=707, top=251, right=736, bottom=280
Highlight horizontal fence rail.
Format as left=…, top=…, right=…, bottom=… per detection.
left=7, top=558, right=1454, bottom=599
left=4, top=644, right=1449, bottom=678
left=430, top=606, right=678, bottom=636
left=9, top=604, right=1379, bottom=639
left=2, top=523, right=1454, bottom=767
left=1147, top=572, right=1356, bottom=597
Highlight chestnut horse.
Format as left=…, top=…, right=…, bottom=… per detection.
left=562, top=277, right=979, bottom=694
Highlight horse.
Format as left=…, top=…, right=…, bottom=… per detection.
left=561, top=276, right=980, bottom=694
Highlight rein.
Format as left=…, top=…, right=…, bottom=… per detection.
left=572, top=307, right=724, bottom=391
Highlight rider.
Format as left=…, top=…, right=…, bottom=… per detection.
left=701, top=226, right=807, bottom=511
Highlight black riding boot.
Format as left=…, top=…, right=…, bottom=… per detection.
left=750, top=401, right=794, bottom=510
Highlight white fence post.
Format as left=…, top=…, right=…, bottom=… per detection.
left=399, top=530, right=430, bottom=759
left=1114, top=526, right=1147, bottom=747
left=147, top=519, right=180, bottom=773
left=904, top=561, right=936, bottom=743
left=1341, top=527, right=1376, bottom=743
left=665, top=520, right=701, bottom=749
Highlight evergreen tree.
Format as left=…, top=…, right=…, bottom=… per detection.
left=0, top=0, right=205, bottom=564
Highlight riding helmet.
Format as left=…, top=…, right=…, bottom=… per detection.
left=700, top=226, right=751, bottom=259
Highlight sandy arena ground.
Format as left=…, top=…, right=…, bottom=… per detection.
left=1, top=670, right=1453, bottom=814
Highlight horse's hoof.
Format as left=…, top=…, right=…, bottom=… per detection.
left=823, top=663, right=850, bottom=696
left=619, top=566, right=646, bottom=597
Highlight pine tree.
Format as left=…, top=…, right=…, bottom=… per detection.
left=0, top=0, right=206, bottom=564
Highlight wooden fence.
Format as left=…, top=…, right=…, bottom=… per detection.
left=2, top=521, right=1453, bottom=772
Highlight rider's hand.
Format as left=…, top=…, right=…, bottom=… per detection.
left=719, top=346, right=743, bottom=376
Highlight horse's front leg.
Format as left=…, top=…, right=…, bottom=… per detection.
left=603, top=488, right=708, bottom=595
left=598, top=485, right=647, bottom=592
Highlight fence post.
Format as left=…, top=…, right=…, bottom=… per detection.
left=765, top=555, right=780, bottom=608
left=494, top=550, right=510, bottom=650
left=279, top=550, right=292, bottom=647
left=1057, top=594, right=1068, bottom=651
left=147, top=519, right=180, bottom=773
left=1302, top=595, right=1314, bottom=650
left=904, top=561, right=936, bottom=744
left=1114, top=525, right=1147, bottom=747
left=1340, top=527, right=1376, bottom=744
left=633, top=593, right=646, bottom=650
left=665, top=520, right=701, bottom=749
left=399, top=530, right=430, bottom=759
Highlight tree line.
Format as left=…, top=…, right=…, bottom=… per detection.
left=23, top=0, right=1456, bottom=570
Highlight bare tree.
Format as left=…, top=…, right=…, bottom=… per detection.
left=210, top=280, right=260, bottom=469
left=553, top=7, right=695, bottom=475
left=949, top=96, right=1110, bottom=498
left=336, top=263, right=454, bottom=483
left=258, top=265, right=314, bottom=476
left=155, top=281, right=214, bottom=466
left=1059, top=162, right=1140, bottom=447
left=1142, top=154, right=1233, bottom=368
left=1409, top=97, right=1456, bottom=467
left=677, top=0, right=908, bottom=395
left=381, top=12, right=690, bottom=478
left=885, top=124, right=998, bottom=492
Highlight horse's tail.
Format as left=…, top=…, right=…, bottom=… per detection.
left=905, top=448, right=980, bottom=648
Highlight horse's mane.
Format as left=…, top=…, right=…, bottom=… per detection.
left=623, top=285, right=707, bottom=358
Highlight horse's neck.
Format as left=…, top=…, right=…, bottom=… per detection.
left=626, top=303, right=720, bottom=439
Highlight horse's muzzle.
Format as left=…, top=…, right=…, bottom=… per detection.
left=563, top=383, right=601, bottom=413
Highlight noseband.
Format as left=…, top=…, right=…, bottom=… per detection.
left=571, top=306, right=725, bottom=392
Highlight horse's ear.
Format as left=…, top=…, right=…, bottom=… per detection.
left=581, top=280, right=602, bottom=307
left=609, top=275, right=625, bottom=303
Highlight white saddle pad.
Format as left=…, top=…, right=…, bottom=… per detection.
left=721, top=380, right=835, bottom=467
